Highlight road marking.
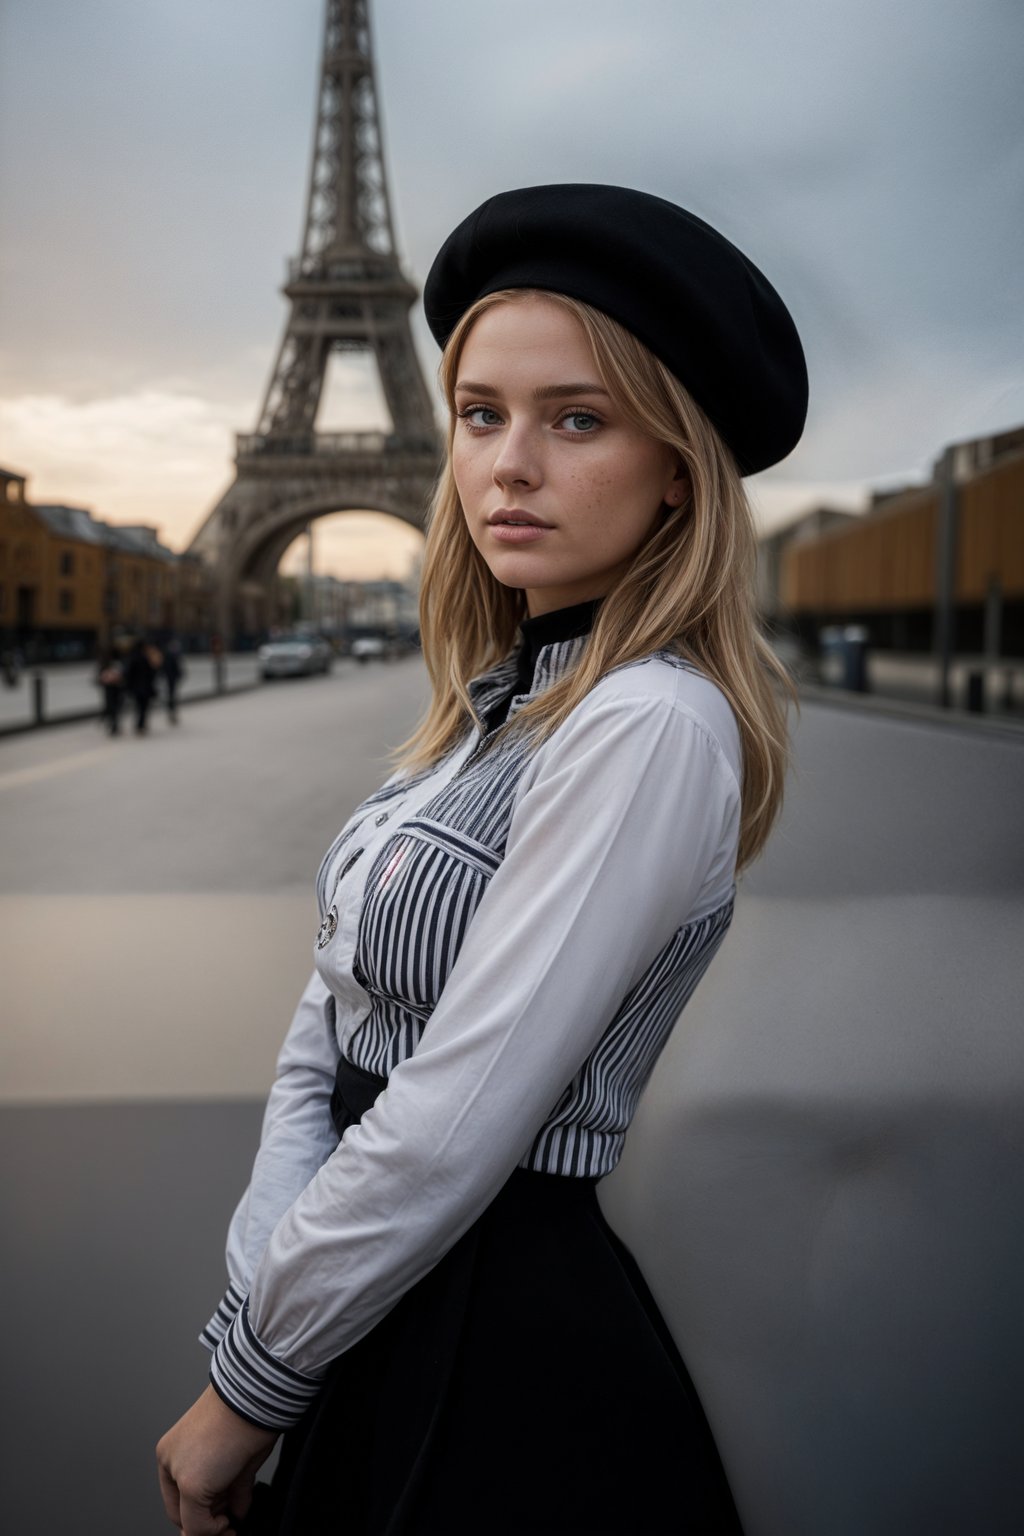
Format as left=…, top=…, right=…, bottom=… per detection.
left=0, top=746, right=115, bottom=792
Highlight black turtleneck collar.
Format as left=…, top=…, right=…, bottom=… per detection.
left=477, top=597, right=603, bottom=737
left=515, top=597, right=604, bottom=695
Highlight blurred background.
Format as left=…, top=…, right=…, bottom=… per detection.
left=1, top=2, right=1022, bottom=1532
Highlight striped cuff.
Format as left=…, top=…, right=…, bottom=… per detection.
left=210, top=1300, right=324, bottom=1431
left=198, top=1279, right=248, bottom=1352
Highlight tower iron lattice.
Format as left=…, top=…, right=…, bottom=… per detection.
left=189, top=0, right=440, bottom=638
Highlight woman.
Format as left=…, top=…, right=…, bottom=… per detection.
left=95, top=644, right=126, bottom=735
left=163, top=636, right=186, bottom=724
left=124, top=635, right=160, bottom=734
left=157, top=184, right=807, bottom=1536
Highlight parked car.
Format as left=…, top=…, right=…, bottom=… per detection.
left=258, top=632, right=333, bottom=679
left=350, top=633, right=389, bottom=663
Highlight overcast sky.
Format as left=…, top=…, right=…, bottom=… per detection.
left=1, top=0, right=1021, bottom=577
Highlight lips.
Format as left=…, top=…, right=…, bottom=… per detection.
left=487, top=509, right=553, bottom=528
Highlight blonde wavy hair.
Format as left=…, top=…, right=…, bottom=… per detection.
left=391, top=288, right=798, bottom=872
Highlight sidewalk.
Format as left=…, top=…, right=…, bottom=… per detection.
left=0, top=653, right=262, bottom=735
left=3, top=647, right=1023, bottom=738
left=782, top=646, right=1024, bottom=735
left=858, top=650, right=1022, bottom=713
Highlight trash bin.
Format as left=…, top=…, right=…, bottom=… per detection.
left=818, top=625, right=870, bottom=692
left=818, top=626, right=845, bottom=687
left=965, top=669, right=985, bottom=713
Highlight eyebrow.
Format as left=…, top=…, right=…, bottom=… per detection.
left=454, top=381, right=610, bottom=400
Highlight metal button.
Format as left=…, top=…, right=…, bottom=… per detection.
left=375, top=811, right=390, bottom=826
left=316, top=906, right=338, bottom=950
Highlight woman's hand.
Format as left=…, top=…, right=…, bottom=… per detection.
left=156, top=1384, right=278, bottom=1535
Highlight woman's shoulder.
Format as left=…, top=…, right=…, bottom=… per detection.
left=589, top=651, right=742, bottom=789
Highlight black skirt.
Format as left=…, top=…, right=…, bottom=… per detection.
left=241, top=1059, right=743, bottom=1536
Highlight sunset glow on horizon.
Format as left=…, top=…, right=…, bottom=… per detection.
left=2, top=1, right=1019, bottom=582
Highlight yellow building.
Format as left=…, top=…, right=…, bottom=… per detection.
left=770, top=426, right=1024, bottom=656
left=0, top=467, right=195, bottom=658
left=0, top=468, right=46, bottom=640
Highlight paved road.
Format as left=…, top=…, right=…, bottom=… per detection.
left=1, top=666, right=1022, bottom=1534
left=1, top=656, right=431, bottom=1099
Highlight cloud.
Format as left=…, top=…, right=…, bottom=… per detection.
left=749, top=479, right=869, bottom=537
left=279, top=513, right=423, bottom=582
left=0, top=389, right=243, bottom=546
left=2, top=0, right=1022, bottom=554
left=0, top=383, right=428, bottom=578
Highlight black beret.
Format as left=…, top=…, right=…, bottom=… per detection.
left=423, top=183, right=808, bottom=476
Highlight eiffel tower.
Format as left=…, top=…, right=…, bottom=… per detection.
left=189, top=0, right=441, bottom=638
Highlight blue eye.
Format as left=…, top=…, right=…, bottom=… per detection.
left=457, top=405, right=503, bottom=429
left=561, top=410, right=601, bottom=433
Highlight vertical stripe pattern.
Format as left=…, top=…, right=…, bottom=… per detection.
left=315, top=763, right=442, bottom=918
left=334, top=639, right=736, bottom=1180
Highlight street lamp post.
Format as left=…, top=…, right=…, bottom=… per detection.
left=934, top=445, right=958, bottom=710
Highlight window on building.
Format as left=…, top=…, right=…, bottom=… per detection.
left=59, top=550, right=75, bottom=577
left=59, top=588, right=74, bottom=615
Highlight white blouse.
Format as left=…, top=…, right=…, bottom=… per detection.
left=203, top=635, right=743, bottom=1429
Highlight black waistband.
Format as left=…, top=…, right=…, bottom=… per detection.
left=330, top=1055, right=388, bottom=1138
left=328, top=1055, right=600, bottom=1196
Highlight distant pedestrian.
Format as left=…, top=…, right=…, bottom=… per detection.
left=2, top=643, right=24, bottom=687
left=95, top=647, right=125, bottom=735
left=162, top=638, right=185, bottom=723
left=210, top=629, right=226, bottom=693
left=124, top=637, right=158, bottom=734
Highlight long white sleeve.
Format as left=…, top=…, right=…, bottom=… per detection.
left=199, top=969, right=340, bottom=1350
left=210, top=675, right=740, bottom=1426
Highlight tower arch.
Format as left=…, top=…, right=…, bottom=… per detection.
left=186, top=0, right=441, bottom=639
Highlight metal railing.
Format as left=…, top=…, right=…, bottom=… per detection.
left=236, top=431, right=437, bottom=458
left=286, top=256, right=402, bottom=285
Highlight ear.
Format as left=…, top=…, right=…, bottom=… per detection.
left=661, top=465, right=690, bottom=509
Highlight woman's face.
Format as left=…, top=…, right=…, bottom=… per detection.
left=451, top=295, right=686, bottom=617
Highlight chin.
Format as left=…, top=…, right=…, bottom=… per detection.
left=484, top=554, right=554, bottom=589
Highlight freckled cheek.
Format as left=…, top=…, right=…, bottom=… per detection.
left=452, top=450, right=489, bottom=512
left=563, top=465, right=626, bottom=529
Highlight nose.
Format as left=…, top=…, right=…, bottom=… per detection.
left=491, top=418, right=541, bottom=492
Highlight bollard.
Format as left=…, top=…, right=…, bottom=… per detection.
left=841, top=626, right=870, bottom=693
left=1001, top=668, right=1015, bottom=712
left=32, top=672, right=46, bottom=725
left=965, top=669, right=985, bottom=713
